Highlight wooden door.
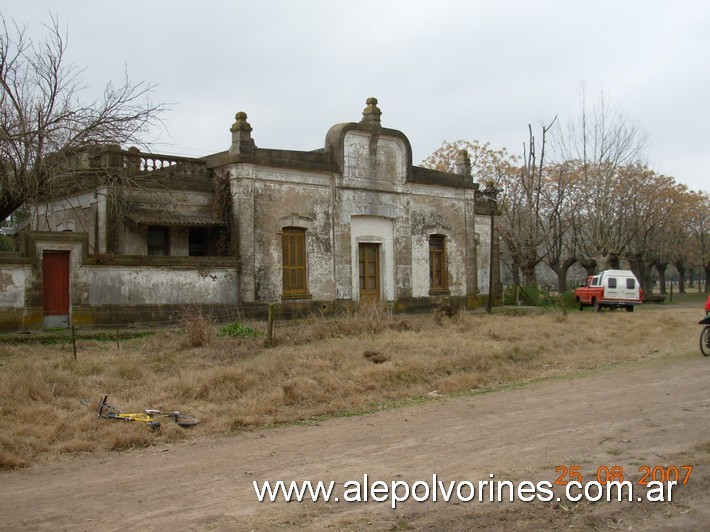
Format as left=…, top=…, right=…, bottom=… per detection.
left=43, top=251, right=70, bottom=327
left=358, top=243, right=380, bottom=302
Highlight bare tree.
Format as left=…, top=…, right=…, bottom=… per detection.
left=540, top=161, right=578, bottom=291
left=554, top=87, right=648, bottom=270
left=0, top=15, right=164, bottom=221
left=498, top=119, right=556, bottom=289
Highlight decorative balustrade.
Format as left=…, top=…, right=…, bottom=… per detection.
left=115, top=147, right=207, bottom=177
left=68, top=145, right=208, bottom=178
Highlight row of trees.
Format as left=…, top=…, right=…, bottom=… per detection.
left=422, top=92, right=710, bottom=295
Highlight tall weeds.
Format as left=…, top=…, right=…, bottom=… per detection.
left=181, top=309, right=215, bottom=347
left=0, top=306, right=697, bottom=469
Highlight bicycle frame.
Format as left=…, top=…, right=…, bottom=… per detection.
left=106, top=412, right=156, bottom=423
left=98, top=395, right=156, bottom=423
left=97, top=395, right=199, bottom=427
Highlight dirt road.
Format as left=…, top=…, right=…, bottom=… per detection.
left=2, top=350, right=709, bottom=530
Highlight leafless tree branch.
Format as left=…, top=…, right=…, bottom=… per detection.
left=0, top=14, right=165, bottom=221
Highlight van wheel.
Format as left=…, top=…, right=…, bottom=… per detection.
left=625, top=305, right=634, bottom=312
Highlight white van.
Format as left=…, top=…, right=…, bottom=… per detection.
left=575, top=269, right=643, bottom=312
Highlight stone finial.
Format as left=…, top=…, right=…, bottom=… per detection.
left=482, top=180, right=498, bottom=200
left=229, top=111, right=255, bottom=156
left=455, top=149, right=472, bottom=178
left=125, top=146, right=141, bottom=173
left=361, top=97, right=382, bottom=130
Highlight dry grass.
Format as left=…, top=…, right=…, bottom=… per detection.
left=0, top=304, right=699, bottom=469
left=181, top=308, right=215, bottom=347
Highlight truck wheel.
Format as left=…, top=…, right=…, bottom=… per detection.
left=625, top=305, right=634, bottom=312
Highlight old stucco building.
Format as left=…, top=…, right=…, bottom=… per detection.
left=0, top=98, right=499, bottom=330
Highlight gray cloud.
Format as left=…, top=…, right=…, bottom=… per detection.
left=2, top=0, right=707, bottom=191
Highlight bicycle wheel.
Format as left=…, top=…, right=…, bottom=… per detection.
left=166, top=412, right=200, bottom=427
left=700, top=327, right=710, bottom=357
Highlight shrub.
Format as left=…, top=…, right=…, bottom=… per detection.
left=0, top=235, right=15, bottom=252
left=503, top=284, right=542, bottom=305
left=182, top=312, right=214, bottom=347
left=218, top=322, right=263, bottom=338
left=503, top=285, right=577, bottom=309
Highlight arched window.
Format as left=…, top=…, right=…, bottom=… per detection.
left=56, top=220, right=76, bottom=232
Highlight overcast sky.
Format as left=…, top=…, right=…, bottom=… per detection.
left=2, top=0, right=708, bottom=192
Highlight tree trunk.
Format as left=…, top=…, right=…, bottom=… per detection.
left=629, top=257, right=653, bottom=296
left=521, top=265, right=537, bottom=289
left=705, top=264, right=710, bottom=293
left=511, top=266, right=520, bottom=288
left=549, top=265, right=566, bottom=292
left=557, top=268, right=568, bottom=292
left=654, top=262, right=668, bottom=294
left=507, top=260, right=521, bottom=289
left=549, top=257, right=576, bottom=292
left=676, top=261, right=686, bottom=293
left=578, top=258, right=597, bottom=276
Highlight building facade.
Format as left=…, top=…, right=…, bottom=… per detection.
left=0, top=98, right=499, bottom=330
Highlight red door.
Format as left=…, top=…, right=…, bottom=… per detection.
left=43, top=251, right=70, bottom=321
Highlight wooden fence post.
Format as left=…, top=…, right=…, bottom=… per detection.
left=71, top=325, right=77, bottom=361
left=266, top=303, right=275, bottom=346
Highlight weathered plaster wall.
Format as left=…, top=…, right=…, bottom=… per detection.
left=30, top=188, right=218, bottom=258
left=221, top=127, right=481, bottom=307
left=34, top=240, right=90, bottom=308
left=33, top=192, right=98, bottom=253
left=0, top=231, right=239, bottom=331
left=122, top=225, right=190, bottom=256
left=476, top=214, right=492, bottom=294
left=87, top=266, right=237, bottom=306
left=342, top=132, right=407, bottom=189
left=0, top=263, right=29, bottom=330
left=119, top=189, right=216, bottom=255
left=408, top=190, right=472, bottom=299
left=123, top=225, right=148, bottom=255
left=228, top=163, right=335, bottom=303
left=0, top=265, right=28, bottom=308
left=254, top=182, right=333, bottom=302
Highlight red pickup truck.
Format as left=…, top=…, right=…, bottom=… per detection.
left=575, top=269, right=643, bottom=312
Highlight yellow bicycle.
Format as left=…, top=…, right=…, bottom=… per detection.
left=97, top=394, right=200, bottom=428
